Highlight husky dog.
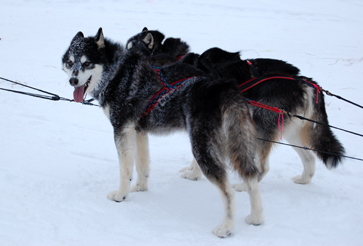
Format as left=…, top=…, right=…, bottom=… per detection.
left=126, top=28, right=345, bottom=189
left=126, top=27, right=189, bottom=66
left=62, top=28, right=264, bottom=237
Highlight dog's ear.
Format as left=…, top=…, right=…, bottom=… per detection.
left=142, top=27, right=148, bottom=32
left=71, top=31, right=84, bottom=44
left=96, top=27, right=105, bottom=49
left=153, top=31, right=165, bottom=44
left=143, top=33, right=154, bottom=50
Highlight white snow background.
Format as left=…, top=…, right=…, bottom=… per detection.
left=1, top=0, right=363, bottom=245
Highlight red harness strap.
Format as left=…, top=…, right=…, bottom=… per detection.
left=240, top=60, right=322, bottom=101
left=140, top=66, right=193, bottom=120
left=239, top=75, right=321, bottom=105
left=241, top=61, right=322, bottom=139
left=176, top=55, right=184, bottom=61
left=141, top=61, right=321, bottom=139
left=246, top=99, right=285, bottom=139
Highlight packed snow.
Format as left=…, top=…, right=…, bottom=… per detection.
left=0, top=0, right=363, bottom=245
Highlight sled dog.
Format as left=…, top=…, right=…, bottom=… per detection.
left=126, top=27, right=189, bottom=66
left=62, top=28, right=264, bottom=237
left=126, top=28, right=345, bottom=189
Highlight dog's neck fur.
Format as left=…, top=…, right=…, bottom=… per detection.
left=91, top=39, right=126, bottom=105
left=93, top=46, right=163, bottom=124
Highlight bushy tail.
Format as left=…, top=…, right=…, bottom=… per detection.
left=306, top=83, right=345, bottom=168
left=222, top=99, right=260, bottom=179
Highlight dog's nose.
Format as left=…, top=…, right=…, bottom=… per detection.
left=69, top=77, right=79, bottom=86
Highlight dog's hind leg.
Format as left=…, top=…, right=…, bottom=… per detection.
left=233, top=140, right=273, bottom=192
left=284, top=122, right=316, bottom=184
left=190, top=134, right=235, bottom=237
left=107, top=123, right=137, bottom=202
left=199, top=160, right=235, bottom=238
left=131, top=131, right=150, bottom=192
left=223, top=103, right=264, bottom=225
left=256, top=140, right=274, bottom=182
left=212, top=180, right=236, bottom=238
left=244, top=177, right=264, bottom=225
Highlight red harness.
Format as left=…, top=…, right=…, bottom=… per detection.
left=241, top=60, right=322, bottom=138
left=241, top=60, right=321, bottom=100
left=140, top=66, right=193, bottom=120
left=141, top=61, right=322, bottom=139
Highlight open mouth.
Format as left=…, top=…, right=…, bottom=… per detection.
left=73, top=76, right=92, bottom=103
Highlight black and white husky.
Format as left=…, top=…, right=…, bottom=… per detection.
left=62, top=28, right=264, bottom=237
left=126, top=28, right=345, bottom=189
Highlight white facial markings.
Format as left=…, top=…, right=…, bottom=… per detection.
left=84, top=64, right=103, bottom=96
left=63, top=53, right=103, bottom=97
left=63, top=63, right=72, bottom=78
left=81, top=55, right=87, bottom=63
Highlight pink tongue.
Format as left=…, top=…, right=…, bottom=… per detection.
left=73, top=84, right=86, bottom=103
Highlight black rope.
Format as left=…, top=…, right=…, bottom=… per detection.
left=1, top=76, right=362, bottom=162
left=0, top=76, right=98, bottom=106
left=322, top=88, right=363, bottom=110
left=284, top=111, right=363, bottom=138
left=0, top=76, right=61, bottom=99
left=257, top=138, right=363, bottom=162
left=0, top=87, right=60, bottom=101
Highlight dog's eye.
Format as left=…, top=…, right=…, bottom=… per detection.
left=67, top=60, right=74, bottom=68
left=83, top=61, right=91, bottom=68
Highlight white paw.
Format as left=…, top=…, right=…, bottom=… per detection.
left=292, top=175, right=311, bottom=184
left=107, top=190, right=128, bottom=202
left=180, top=171, right=201, bottom=181
left=245, top=214, right=264, bottom=226
left=212, top=224, right=232, bottom=238
left=180, top=165, right=202, bottom=181
left=179, top=166, right=192, bottom=173
left=130, top=183, right=148, bottom=192
left=232, top=183, right=248, bottom=192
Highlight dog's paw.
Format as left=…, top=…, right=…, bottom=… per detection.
left=107, top=190, right=128, bottom=202
left=130, top=183, right=148, bottom=192
left=180, top=165, right=202, bottom=181
left=179, top=166, right=192, bottom=173
left=212, top=225, right=232, bottom=238
left=245, top=214, right=264, bottom=226
left=232, top=183, right=248, bottom=192
left=180, top=171, right=201, bottom=181
left=291, top=175, right=311, bottom=184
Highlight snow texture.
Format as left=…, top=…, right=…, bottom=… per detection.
left=0, top=0, right=363, bottom=245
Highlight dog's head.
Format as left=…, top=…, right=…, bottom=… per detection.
left=125, top=27, right=165, bottom=56
left=126, top=27, right=190, bottom=65
left=62, top=28, right=105, bottom=103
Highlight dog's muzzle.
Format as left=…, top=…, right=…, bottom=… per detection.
left=69, top=77, right=79, bottom=86
left=72, top=76, right=92, bottom=103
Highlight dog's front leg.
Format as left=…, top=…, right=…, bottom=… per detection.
left=107, top=123, right=136, bottom=202
left=131, top=131, right=150, bottom=192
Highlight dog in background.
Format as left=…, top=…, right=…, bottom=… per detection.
left=125, top=28, right=345, bottom=190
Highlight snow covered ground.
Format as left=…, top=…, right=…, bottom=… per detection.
left=1, top=0, right=363, bottom=245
